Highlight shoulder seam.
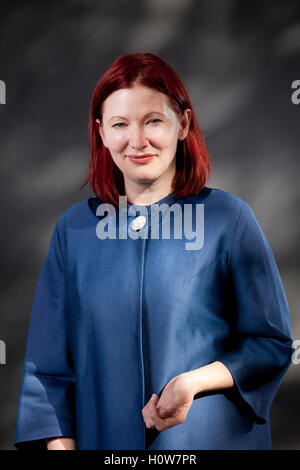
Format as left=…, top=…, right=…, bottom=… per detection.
left=228, top=200, right=246, bottom=266
left=55, top=219, right=66, bottom=269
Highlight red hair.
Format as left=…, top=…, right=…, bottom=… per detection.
left=80, top=53, right=211, bottom=206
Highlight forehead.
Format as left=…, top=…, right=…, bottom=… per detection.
left=101, top=85, right=174, bottom=117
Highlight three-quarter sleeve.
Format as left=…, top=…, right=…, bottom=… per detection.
left=216, top=201, right=294, bottom=424
left=14, top=219, right=75, bottom=449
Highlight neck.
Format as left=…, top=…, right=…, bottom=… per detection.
left=125, top=182, right=174, bottom=206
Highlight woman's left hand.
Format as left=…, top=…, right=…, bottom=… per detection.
left=141, top=373, right=196, bottom=432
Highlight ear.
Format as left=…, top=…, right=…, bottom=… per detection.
left=95, top=118, right=107, bottom=147
left=178, top=108, right=192, bottom=141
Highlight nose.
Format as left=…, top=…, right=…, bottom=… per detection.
left=128, top=123, right=148, bottom=150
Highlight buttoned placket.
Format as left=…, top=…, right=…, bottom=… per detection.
left=117, top=194, right=179, bottom=448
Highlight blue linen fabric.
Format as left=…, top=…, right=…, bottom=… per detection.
left=14, top=186, right=294, bottom=450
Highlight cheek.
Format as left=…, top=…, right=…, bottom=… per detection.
left=105, top=132, right=128, bottom=152
left=148, top=126, right=178, bottom=149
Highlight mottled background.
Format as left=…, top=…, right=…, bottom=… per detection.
left=0, top=0, right=299, bottom=450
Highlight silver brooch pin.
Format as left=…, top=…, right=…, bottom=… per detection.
left=130, top=215, right=147, bottom=231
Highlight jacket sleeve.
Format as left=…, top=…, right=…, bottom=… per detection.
left=216, top=201, right=294, bottom=424
left=14, top=218, right=75, bottom=449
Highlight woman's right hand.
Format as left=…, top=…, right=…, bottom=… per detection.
left=45, top=437, right=76, bottom=450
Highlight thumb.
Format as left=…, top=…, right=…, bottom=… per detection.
left=158, top=407, right=169, bottom=418
left=157, top=401, right=174, bottom=418
left=157, top=392, right=185, bottom=418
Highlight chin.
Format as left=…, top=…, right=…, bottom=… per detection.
left=131, top=174, right=157, bottom=184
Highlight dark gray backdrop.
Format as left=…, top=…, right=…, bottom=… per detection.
left=0, top=0, right=299, bottom=450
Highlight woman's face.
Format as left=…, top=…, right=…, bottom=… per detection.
left=96, top=84, right=190, bottom=192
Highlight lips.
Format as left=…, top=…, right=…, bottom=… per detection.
left=127, top=154, right=156, bottom=163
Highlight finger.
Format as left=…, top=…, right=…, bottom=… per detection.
left=142, top=395, right=160, bottom=428
left=145, top=418, right=156, bottom=429
left=156, top=404, right=176, bottom=419
left=156, top=397, right=178, bottom=418
left=144, top=394, right=158, bottom=408
left=154, top=400, right=191, bottom=431
left=142, top=405, right=157, bottom=429
left=156, top=392, right=192, bottom=419
left=142, top=395, right=157, bottom=415
left=150, top=393, right=159, bottom=403
left=156, top=389, right=188, bottom=418
left=157, top=413, right=186, bottom=431
left=147, top=396, right=166, bottom=428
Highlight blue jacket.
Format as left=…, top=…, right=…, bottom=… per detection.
left=14, top=186, right=294, bottom=449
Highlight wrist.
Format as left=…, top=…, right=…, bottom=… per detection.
left=184, top=361, right=235, bottom=397
left=183, top=369, right=205, bottom=397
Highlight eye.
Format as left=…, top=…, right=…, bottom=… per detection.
left=148, top=118, right=162, bottom=125
left=112, top=122, right=126, bottom=128
left=112, top=119, right=162, bottom=128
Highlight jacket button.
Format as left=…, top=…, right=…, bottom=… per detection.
left=130, top=215, right=147, bottom=231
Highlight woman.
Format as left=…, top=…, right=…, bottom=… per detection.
left=14, top=53, right=294, bottom=450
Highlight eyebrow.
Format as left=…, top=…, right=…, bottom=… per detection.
left=108, top=112, right=166, bottom=123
